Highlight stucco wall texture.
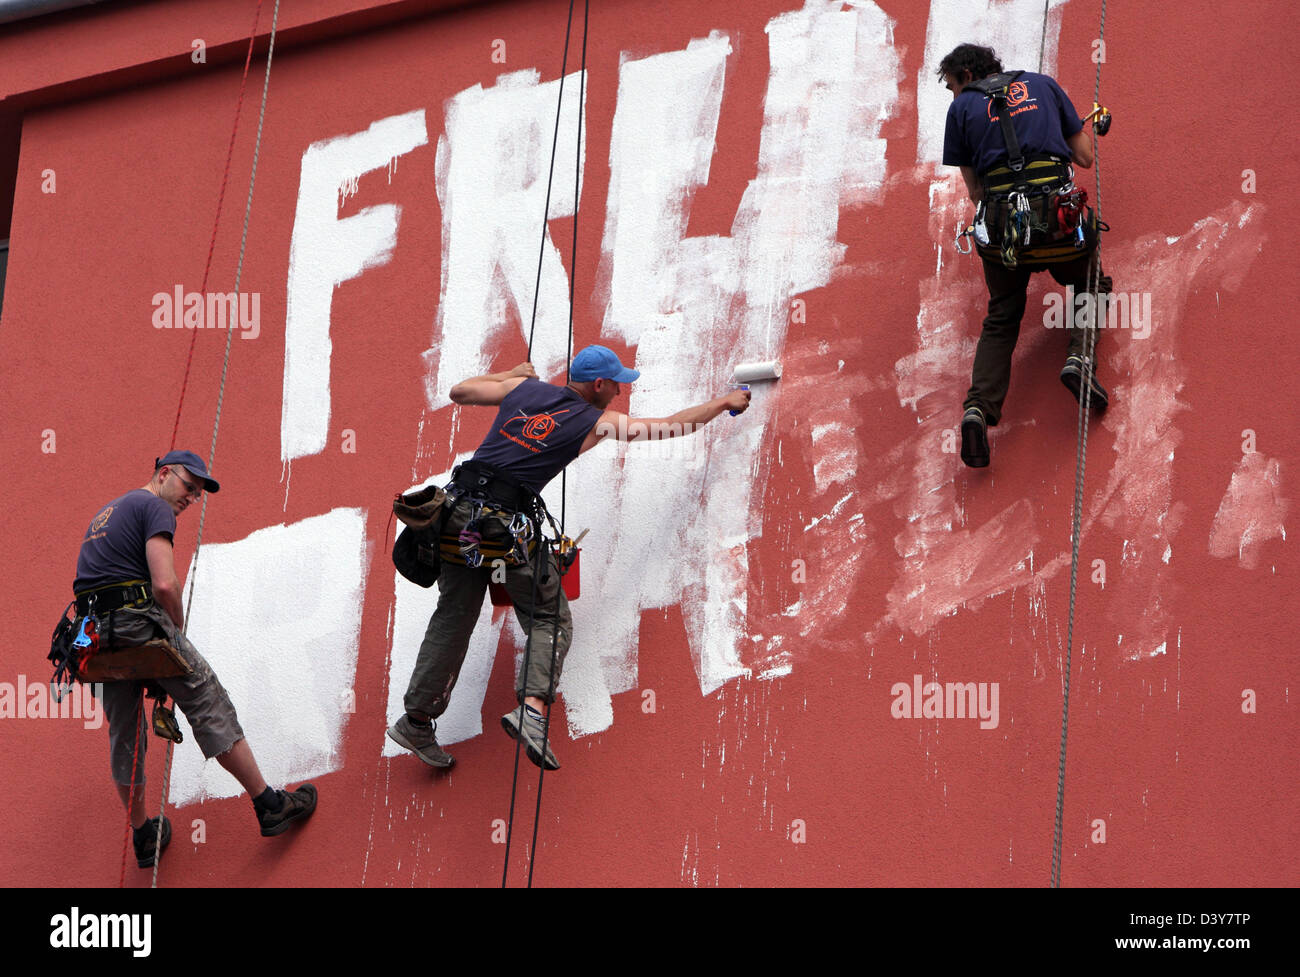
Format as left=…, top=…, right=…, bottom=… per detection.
left=1, top=0, right=1294, bottom=887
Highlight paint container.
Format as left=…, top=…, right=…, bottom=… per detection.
left=489, top=545, right=581, bottom=606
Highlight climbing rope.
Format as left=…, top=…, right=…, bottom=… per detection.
left=526, top=0, right=588, bottom=888
left=502, top=0, right=587, bottom=889
left=1052, top=0, right=1107, bottom=889
left=142, top=0, right=282, bottom=888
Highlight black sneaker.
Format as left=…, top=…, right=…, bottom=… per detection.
left=1060, top=355, right=1109, bottom=411
left=134, top=814, right=171, bottom=868
left=960, top=407, right=990, bottom=468
left=501, top=705, right=560, bottom=770
left=386, top=714, right=455, bottom=769
left=257, top=784, right=318, bottom=837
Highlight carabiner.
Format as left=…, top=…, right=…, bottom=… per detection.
left=955, top=223, right=973, bottom=255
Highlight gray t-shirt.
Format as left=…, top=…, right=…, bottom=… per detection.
left=73, top=489, right=175, bottom=593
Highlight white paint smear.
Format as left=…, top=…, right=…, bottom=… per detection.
left=916, top=0, right=1068, bottom=163
left=283, top=110, right=429, bottom=462
left=1208, top=451, right=1289, bottom=569
left=574, top=1, right=899, bottom=728
left=424, top=69, right=587, bottom=408
left=422, top=3, right=900, bottom=737
left=169, top=507, right=370, bottom=805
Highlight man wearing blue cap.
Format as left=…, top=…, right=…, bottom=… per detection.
left=73, top=450, right=317, bottom=868
left=390, top=345, right=750, bottom=771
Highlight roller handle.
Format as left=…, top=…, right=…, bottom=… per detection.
left=728, top=384, right=749, bottom=417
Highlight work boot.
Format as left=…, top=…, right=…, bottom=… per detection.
left=960, top=407, right=990, bottom=468
left=501, top=705, right=560, bottom=770
left=1060, top=355, right=1109, bottom=411
left=386, top=714, right=455, bottom=769
left=134, top=814, right=171, bottom=868
left=257, top=784, right=318, bottom=837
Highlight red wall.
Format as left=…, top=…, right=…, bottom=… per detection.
left=0, top=0, right=1294, bottom=887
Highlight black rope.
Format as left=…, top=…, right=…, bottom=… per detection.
left=502, top=0, right=586, bottom=888
left=527, top=0, right=589, bottom=887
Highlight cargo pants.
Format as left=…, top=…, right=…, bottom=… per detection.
left=964, top=250, right=1110, bottom=427
left=403, top=497, right=572, bottom=721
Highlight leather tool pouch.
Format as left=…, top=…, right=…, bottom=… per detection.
left=392, top=485, right=449, bottom=588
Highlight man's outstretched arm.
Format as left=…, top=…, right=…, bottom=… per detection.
left=449, top=362, right=537, bottom=406
left=580, top=388, right=752, bottom=453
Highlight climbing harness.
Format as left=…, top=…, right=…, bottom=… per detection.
left=954, top=65, right=1112, bottom=269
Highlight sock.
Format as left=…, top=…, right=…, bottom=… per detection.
left=253, top=785, right=283, bottom=814
left=406, top=714, right=432, bottom=728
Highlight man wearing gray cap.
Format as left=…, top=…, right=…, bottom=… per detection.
left=389, top=345, right=751, bottom=771
left=72, top=450, right=317, bottom=868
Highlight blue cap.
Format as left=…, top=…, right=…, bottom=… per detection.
left=570, top=344, right=640, bottom=383
left=155, top=450, right=220, bottom=493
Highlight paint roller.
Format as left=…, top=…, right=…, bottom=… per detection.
left=728, top=360, right=781, bottom=415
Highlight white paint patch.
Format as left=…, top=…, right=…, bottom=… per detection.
left=1208, top=451, right=1289, bottom=569
left=169, top=507, right=370, bottom=805
left=420, top=5, right=898, bottom=737
left=424, top=69, right=586, bottom=407
left=282, top=110, right=429, bottom=462
left=1085, top=202, right=1267, bottom=655
left=916, top=0, right=1068, bottom=163
left=572, top=2, right=898, bottom=729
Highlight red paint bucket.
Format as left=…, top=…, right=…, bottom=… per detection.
left=489, top=548, right=580, bottom=606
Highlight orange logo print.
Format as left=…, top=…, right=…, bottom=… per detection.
left=523, top=413, right=557, bottom=440
left=1007, top=82, right=1029, bottom=106
left=89, top=507, right=113, bottom=533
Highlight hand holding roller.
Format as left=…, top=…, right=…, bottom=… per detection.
left=728, top=360, right=782, bottom=416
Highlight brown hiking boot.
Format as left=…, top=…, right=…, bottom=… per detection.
left=386, top=714, right=456, bottom=768
left=257, top=784, right=317, bottom=837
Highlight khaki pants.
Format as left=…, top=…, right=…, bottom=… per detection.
left=92, top=603, right=244, bottom=786
left=403, top=498, right=572, bottom=721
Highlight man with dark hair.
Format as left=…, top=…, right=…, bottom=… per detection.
left=389, top=346, right=751, bottom=771
left=73, top=450, right=317, bottom=867
left=939, top=43, right=1110, bottom=468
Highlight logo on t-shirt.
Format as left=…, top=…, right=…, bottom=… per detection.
left=88, top=507, right=114, bottom=537
left=499, top=408, right=573, bottom=454
left=987, top=81, right=1038, bottom=120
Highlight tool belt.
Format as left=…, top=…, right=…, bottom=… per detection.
left=443, top=461, right=543, bottom=570
left=975, top=156, right=1104, bottom=268
left=391, top=462, right=547, bottom=587
left=49, top=583, right=191, bottom=691
left=75, top=579, right=152, bottom=615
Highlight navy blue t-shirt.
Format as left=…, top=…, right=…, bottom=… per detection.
left=942, top=71, right=1082, bottom=174
left=471, top=378, right=605, bottom=492
left=73, top=489, right=175, bottom=593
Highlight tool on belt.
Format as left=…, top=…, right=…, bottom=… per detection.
left=391, top=461, right=573, bottom=589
